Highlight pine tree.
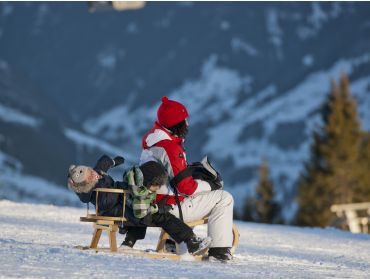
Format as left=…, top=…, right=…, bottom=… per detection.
left=296, top=74, right=364, bottom=227
left=357, top=132, right=370, bottom=202
left=241, top=196, right=257, bottom=222
left=254, top=159, right=278, bottom=224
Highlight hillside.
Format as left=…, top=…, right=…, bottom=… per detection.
left=0, top=200, right=369, bottom=278
left=1, top=2, right=370, bottom=219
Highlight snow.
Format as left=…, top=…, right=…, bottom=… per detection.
left=266, top=9, right=283, bottom=59
left=0, top=103, right=42, bottom=128
left=220, top=20, right=230, bottom=31
left=83, top=104, right=154, bottom=152
left=0, top=59, right=8, bottom=70
left=92, top=47, right=125, bottom=89
left=84, top=54, right=253, bottom=135
left=97, top=48, right=121, bottom=70
left=64, top=128, right=137, bottom=162
left=308, top=2, right=328, bottom=29
left=297, top=2, right=344, bottom=40
left=302, top=54, right=314, bottom=67
left=1, top=200, right=370, bottom=278
left=33, top=3, right=49, bottom=35
left=126, top=22, right=138, bottom=34
left=0, top=172, right=79, bottom=207
left=171, top=55, right=253, bottom=125
left=0, top=150, right=23, bottom=173
left=231, top=37, right=258, bottom=57
left=0, top=150, right=79, bottom=206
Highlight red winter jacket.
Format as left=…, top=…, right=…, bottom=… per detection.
left=141, top=122, right=198, bottom=204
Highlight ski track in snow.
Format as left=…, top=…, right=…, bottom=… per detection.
left=0, top=200, right=369, bottom=278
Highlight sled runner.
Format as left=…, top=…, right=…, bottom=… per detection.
left=77, top=188, right=240, bottom=261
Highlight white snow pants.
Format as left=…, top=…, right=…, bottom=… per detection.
left=169, top=190, right=234, bottom=248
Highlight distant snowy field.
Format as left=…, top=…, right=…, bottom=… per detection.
left=0, top=200, right=370, bottom=278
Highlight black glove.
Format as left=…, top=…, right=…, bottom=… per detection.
left=157, top=199, right=172, bottom=214
left=113, top=156, right=125, bottom=166
left=158, top=204, right=172, bottom=214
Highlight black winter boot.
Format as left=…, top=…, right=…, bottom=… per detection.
left=164, top=239, right=177, bottom=253
left=185, top=235, right=212, bottom=255
left=208, top=247, right=233, bottom=261
left=120, top=237, right=136, bottom=248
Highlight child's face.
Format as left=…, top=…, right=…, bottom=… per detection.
left=148, top=185, right=160, bottom=192
left=67, top=165, right=102, bottom=193
left=88, top=169, right=102, bottom=184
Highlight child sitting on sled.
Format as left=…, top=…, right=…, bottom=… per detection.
left=123, top=161, right=211, bottom=255
left=68, top=154, right=126, bottom=216
left=68, top=156, right=211, bottom=255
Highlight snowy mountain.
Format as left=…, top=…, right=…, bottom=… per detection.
left=1, top=2, right=370, bottom=219
left=1, top=200, right=370, bottom=278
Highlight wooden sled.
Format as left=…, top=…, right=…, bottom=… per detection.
left=75, top=245, right=206, bottom=261
left=77, top=188, right=240, bottom=260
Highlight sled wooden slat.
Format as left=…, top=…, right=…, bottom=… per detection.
left=94, top=188, right=129, bottom=194
left=80, top=217, right=116, bottom=225
left=86, top=214, right=127, bottom=222
left=185, top=218, right=208, bottom=227
left=94, top=224, right=115, bottom=231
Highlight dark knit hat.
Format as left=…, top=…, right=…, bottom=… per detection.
left=157, top=96, right=189, bottom=128
left=139, top=161, right=168, bottom=187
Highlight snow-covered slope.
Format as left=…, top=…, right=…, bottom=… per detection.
left=0, top=200, right=369, bottom=278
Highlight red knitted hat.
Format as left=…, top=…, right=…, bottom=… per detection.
left=157, top=96, right=188, bottom=128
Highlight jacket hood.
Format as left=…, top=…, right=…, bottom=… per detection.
left=142, top=122, right=183, bottom=149
left=68, top=179, right=97, bottom=193
left=126, top=166, right=144, bottom=187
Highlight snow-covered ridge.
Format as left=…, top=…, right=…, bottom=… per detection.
left=0, top=200, right=369, bottom=278
left=206, top=53, right=370, bottom=159
left=0, top=103, right=42, bottom=128
left=297, top=2, right=346, bottom=40
left=83, top=54, right=253, bottom=139
left=0, top=150, right=78, bottom=206
left=64, top=128, right=137, bottom=162
left=231, top=37, right=259, bottom=57
left=170, top=55, right=253, bottom=125
left=0, top=171, right=79, bottom=207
